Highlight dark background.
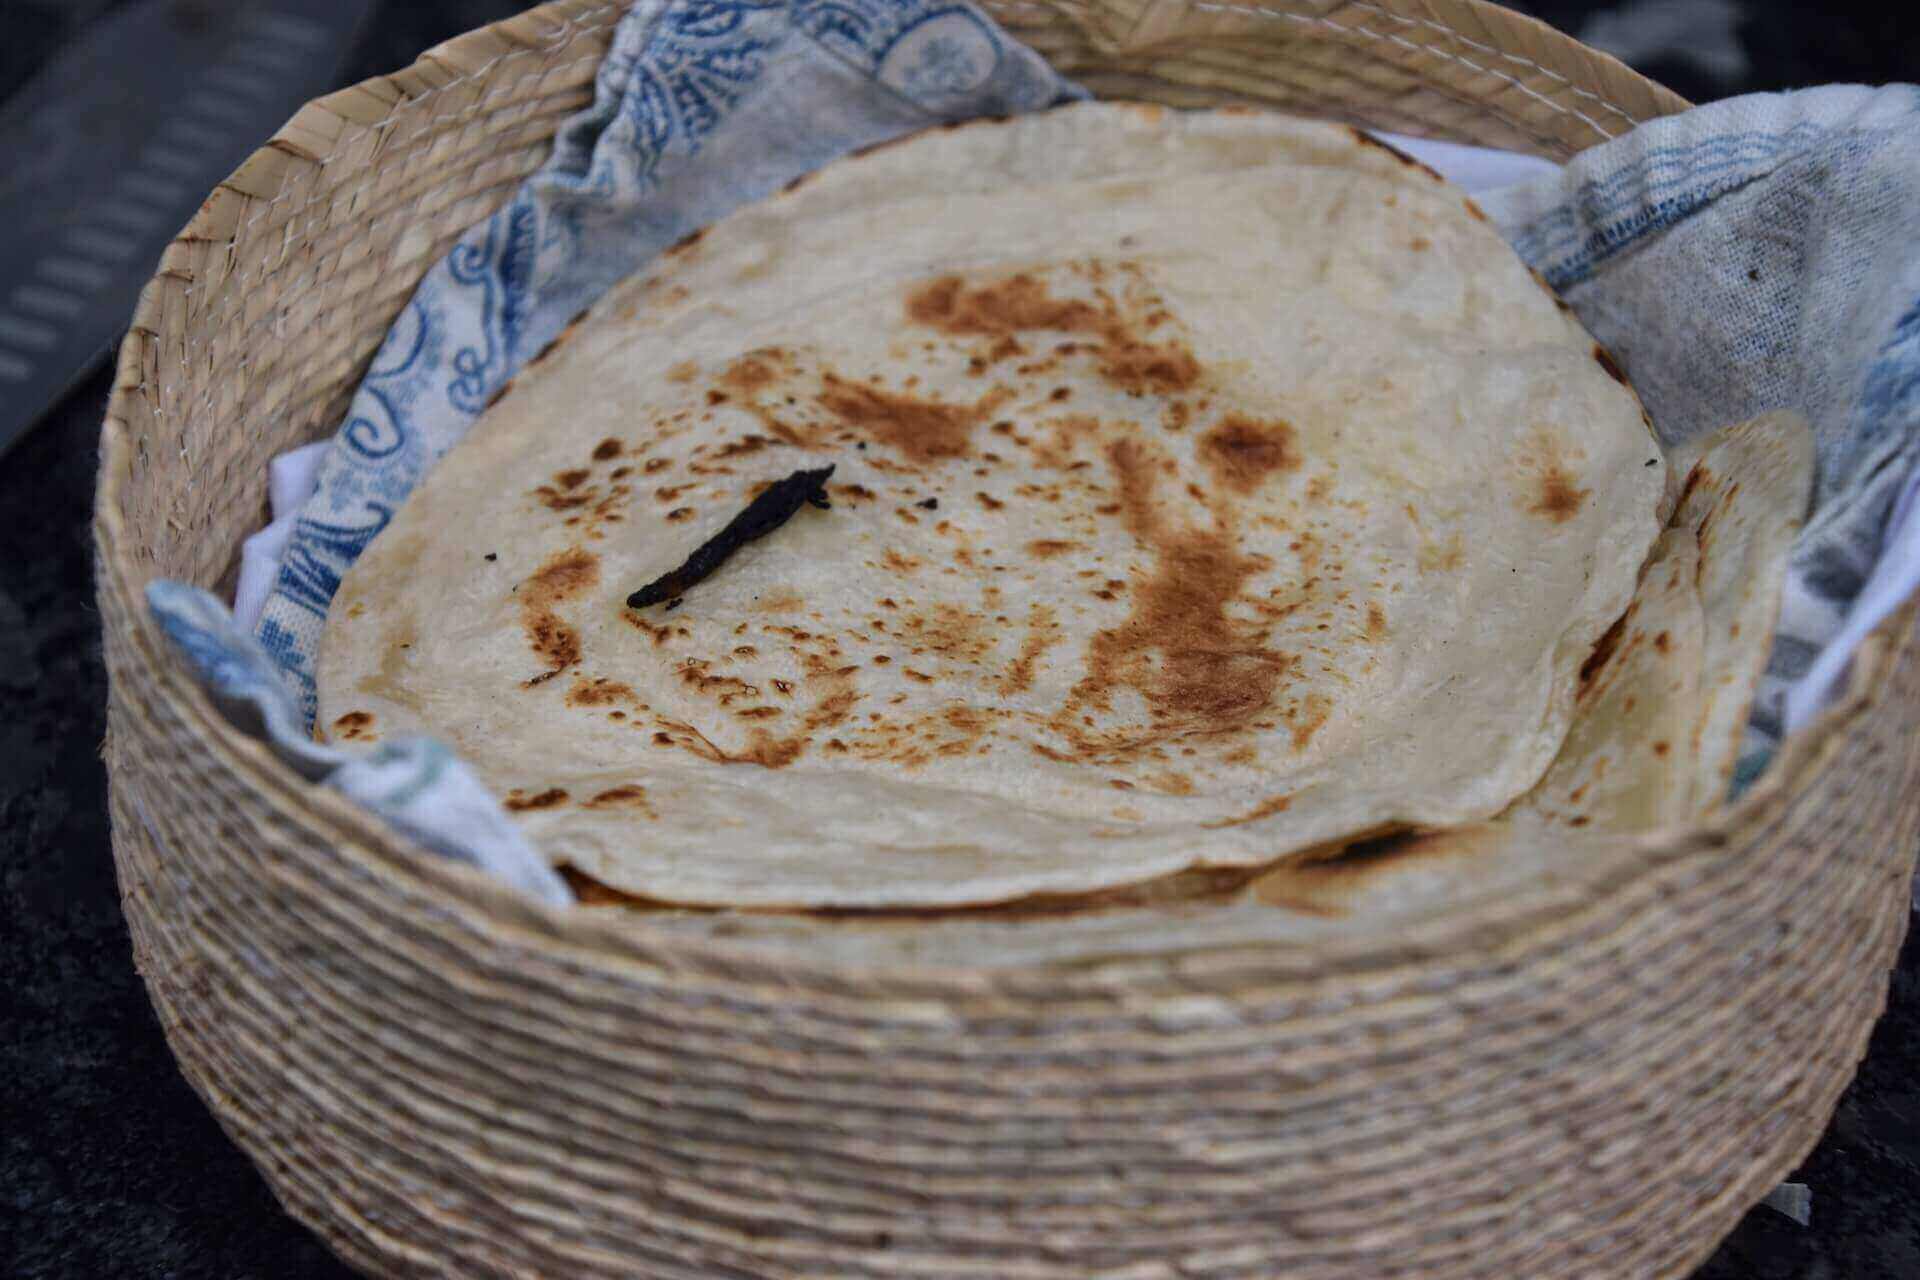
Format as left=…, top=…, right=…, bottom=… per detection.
left=3, top=2, right=1918, bottom=1276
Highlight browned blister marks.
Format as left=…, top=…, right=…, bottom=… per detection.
left=1202, top=792, right=1292, bottom=830
left=1593, top=344, right=1628, bottom=384
left=713, top=434, right=771, bottom=460
left=899, top=602, right=996, bottom=666
left=816, top=372, right=1008, bottom=463
left=504, top=787, right=570, bottom=812
left=583, top=785, right=657, bottom=818
left=331, top=711, right=375, bottom=741
left=1521, top=429, right=1591, bottom=524
left=1576, top=609, right=1633, bottom=705
left=566, top=676, right=638, bottom=708
left=1347, top=126, right=1447, bottom=183
left=1100, top=340, right=1201, bottom=397
left=719, top=350, right=780, bottom=394
left=1199, top=414, right=1300, bottom=494
left=531, top=434, right=638, bottom=538
left=903, top=265, right=1202, bottom=401
left=834, top=700, right=1001, bottom=774
left=1050, top=435, right=1296, bottom=762
left=704, top=348, right=822, bottom=447
left=1286, top=692, right=1333, bottom=752
left=999, top=604, right=1062, bottom=698
left=1532, top=467, right=1589, bottom=522
left=519, top=547, right=599, bottom=685
left=675, top=658, right=762, bottom=708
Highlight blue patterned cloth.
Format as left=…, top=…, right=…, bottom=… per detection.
left=253, top=0, right=1078, bottom=726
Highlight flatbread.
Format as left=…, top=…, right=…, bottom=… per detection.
left=607, top=823, right=1633, bottom=968
left=1499, top=412, right=1813, bottom=833
left=598, top=417, right=1810, bottom=961
left=1670, top=412, right=1813, bottom=811
left=316, top=102, right=1663, bottom=909
left=1505, top=528, right=1707, bottom=832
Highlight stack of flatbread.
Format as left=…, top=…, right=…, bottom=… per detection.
left=314, top=103, right=1813, bottom=951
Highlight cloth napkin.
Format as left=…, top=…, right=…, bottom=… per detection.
left=146, top=0, right=1920, bottom=913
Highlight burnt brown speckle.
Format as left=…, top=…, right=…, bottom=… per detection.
left=1578, top=613, right=1629, bottom=696
left=1523, top=432, right=1591, bottom=525
left=664, top=226, right=706, bottom=258
left=526, top=315, right=586, bottom=370
left=999, top=604, right=1062, bottom=697
left=505, top=787, right=570, bottom=812
left=904, top=268, right=1203, bottom=398
left=519, top=547, right=599, bottom=684
left=816, top=371, right=1002, bottom=464
left=1287, top=693, right=1333, bottom=752
left=1199, top=415, right=1300, bottom=494
left=1594, top=344, right=1628, bottom=384
left=567, top=676, right=636, bottom=708
left=1349, top=126, right=1447, bottom=182
left=1203, top=793, right=1293, bottom=830
left=583, top=785, right=658, bottom=817
left=720, top=351, right=782, bottom=395
left=1057, top=437, right=1293, bottom=760
left=715, top=435, right=772, bottom=460
left=1532, top=466, right=1589, bottom=523
left=332, top=711, right=375, bottom=741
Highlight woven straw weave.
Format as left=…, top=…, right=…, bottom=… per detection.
left=93, top=2, right=1917, bottom=1276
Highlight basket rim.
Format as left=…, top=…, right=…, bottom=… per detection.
left=90, top=0, right=1906, bottom=990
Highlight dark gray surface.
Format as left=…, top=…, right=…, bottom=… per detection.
left=0, top=0, right=376, bottom=458
left=3, top=2, right=1916, bottom=1276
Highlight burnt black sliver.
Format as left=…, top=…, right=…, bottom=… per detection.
left=626, top=465, right=835, bottom=609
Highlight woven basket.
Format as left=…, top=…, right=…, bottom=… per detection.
left=93, top=2, right=1920, bottom=1276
